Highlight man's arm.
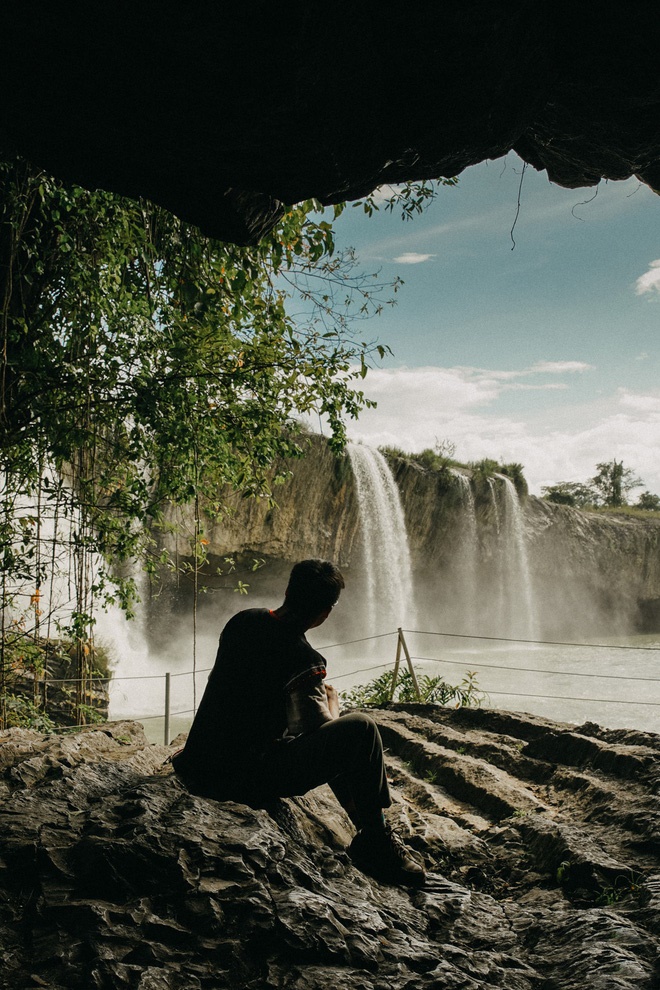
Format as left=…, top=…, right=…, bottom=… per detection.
left=325, top=683, right=340, bottom=719
left=284, top=663, right=334, bottom=736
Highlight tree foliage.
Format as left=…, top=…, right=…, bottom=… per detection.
left=635, top=491, right=660, bottom=511
left=353, top=178, right=459, bottom=220
left=542, top=461, right=651, bottom=510
left=0, top=156, right=402, bottom=540
left=1, top=153, right=436, bottom=725
left=1, top=157, right=395, bottom=499
left=591, top=460, right=643, bottom=508
left=541, top=481, right=598, bottom=508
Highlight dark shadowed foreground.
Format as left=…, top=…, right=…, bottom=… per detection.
left=3, top=5, right=660, bottom=243
left=1, top=707, right=659, bottom=989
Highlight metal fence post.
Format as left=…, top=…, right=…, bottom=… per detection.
left=164, top=672, right=171, bottom=746
left=389, top=630, right=403, bottom=700
left=398, top=627, right=422, bottom=701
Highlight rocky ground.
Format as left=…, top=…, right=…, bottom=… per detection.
left=1, top=705, right=659, bottom=989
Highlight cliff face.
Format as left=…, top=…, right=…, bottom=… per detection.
left=1, top=710, right=659, bottom=989
left=154, top=440, right=660, bottom=638
left=391, top=458, right=660, bottom=637
left=524, top=498, right=660, bottom=634
left=192, top=441, right=360, bottom=569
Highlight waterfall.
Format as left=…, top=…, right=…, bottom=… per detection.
left=485, top=476, right=506, bottom=636
left=1, top=474, right=156, bottom=723
left=452, top=471, right=479, bottom=629
left=496, top=475, right=538, bottom=640
left=347, top=443, right=416, bottom=636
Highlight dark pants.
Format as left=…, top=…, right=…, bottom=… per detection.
left=257, top=712, right=392, bottom=827
left=175, top=712, right=391, bottom=829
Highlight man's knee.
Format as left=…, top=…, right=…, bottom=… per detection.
left=340, top=711, right=377, bottom=730
left=337, top=711, right=384, bottom=752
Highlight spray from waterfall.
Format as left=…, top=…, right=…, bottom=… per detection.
left=485, top=476, right=507, bottom=636
left=2, top=473, right=159, bottom=723
left=496, top=475, right=538, bottom=640
left=451, top=471, right=479, bottom=630
left=346, top=443, right=416, bottom=636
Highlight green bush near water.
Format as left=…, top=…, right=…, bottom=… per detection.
left=3, top=693, right=56, bottom=731
left=341, top=668, right=484, bottom=709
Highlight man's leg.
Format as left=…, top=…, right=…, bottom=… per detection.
left=256, top=712, right=425, bottom=886
left=257, top=712, right=391, bottom=827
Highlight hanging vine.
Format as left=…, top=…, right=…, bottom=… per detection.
left=0, top=151, right=451, bottom=727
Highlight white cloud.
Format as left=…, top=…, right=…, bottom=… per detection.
left=392, top=252, right=436, bottom=265
left=635, top=259, right=660, bottom=296
left=618, top=390, right=660, bottom=413
left=343, top=363, right=590, bottom=414
left=528, top=360, right=594, bottom=374
left=334, top=366, right=660, bottom=497
left=503, top=382, right=568, bottom=392
left=428, top=361, right=593, bottom=385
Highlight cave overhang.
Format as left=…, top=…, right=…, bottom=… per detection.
left=2, top=2, right=659, bottom=244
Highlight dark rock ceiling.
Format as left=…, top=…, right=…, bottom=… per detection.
left=2, top=2, right=660, bottom=244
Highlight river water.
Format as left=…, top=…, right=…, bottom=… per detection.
left=320, top=630, right=660, bottom=734
left=107, top=618, right=660, bottom=743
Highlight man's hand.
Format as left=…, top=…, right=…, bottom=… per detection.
left=325, top=683, right=340, bottom=719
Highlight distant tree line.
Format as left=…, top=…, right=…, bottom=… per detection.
left=542, top=460, right=660, bottom=511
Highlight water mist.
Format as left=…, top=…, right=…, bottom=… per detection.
left=346, top=444, right=417, bottom=636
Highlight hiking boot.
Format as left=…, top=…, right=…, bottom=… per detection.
left=349, top=824, right=426, bottom=887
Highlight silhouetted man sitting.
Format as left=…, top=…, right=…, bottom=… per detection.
left=172, top=558, right=425, bottom=886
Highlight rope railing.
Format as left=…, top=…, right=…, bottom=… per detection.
left=318, top=632, right=400, bottom=650
left=42, top=667, right=214, bottom=685
left=401, top=628, right=660, bottom=652
left=331, top=662, right=392, bottom=681
left=13, top=627, right=659, bottom=744
left=409, top=653, right=660, bottom=683
left=46, top=708, right=197, bottom=735
left=470, top=688, right=660, bottom=709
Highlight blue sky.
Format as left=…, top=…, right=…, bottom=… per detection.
left=327, top=154, right=660, bottom=496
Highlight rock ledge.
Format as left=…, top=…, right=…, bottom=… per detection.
left=1, top=707, right=659, bottom=989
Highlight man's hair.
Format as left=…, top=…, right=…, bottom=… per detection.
left=285, top=559, right=345, bottom=619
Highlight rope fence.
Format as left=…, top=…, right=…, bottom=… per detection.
left=408, top=654, right=660, bottom=683
left=12, top=627, right=660, bottom=743
left=401, top=628, right=660, bottom=652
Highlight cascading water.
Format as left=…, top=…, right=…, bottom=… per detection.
left=496, top=475, right=538, bottom=640
left=485, top=476, right=508, bottom=636
left=346, top=443, right=417, bottom=636
left=1, top=475, right=156, bottom=725
left=451, top=471, right=479, bottom=629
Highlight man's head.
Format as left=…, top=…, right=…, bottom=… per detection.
left=284, top=559, right=345, bottom=626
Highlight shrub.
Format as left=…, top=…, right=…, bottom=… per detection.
left=500, top=462, right=528, bottom=498
left=340, top=668, right=484, bottom=708
left=378, top=445, right=409, bottom=463
left=636, top=491, right=660, bottom=512
left=4, top=694, right=56, bottom=731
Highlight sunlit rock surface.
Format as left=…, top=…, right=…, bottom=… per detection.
left=1, top=709, right=659, bottom=989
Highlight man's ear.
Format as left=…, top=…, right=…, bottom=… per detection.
left=307, top=607, right=331, bottom=629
